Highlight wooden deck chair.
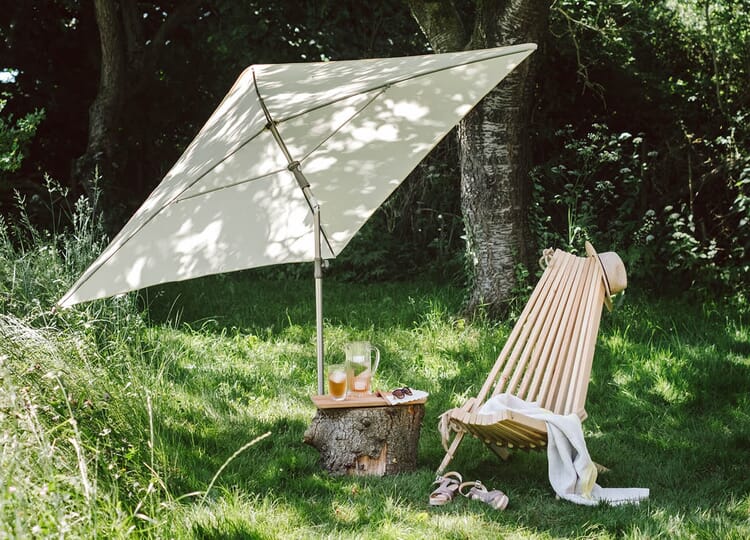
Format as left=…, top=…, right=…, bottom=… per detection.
left=436, top=242, right=626, bottom=475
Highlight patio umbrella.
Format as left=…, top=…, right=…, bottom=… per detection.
left=58, top=43, right=537, bottom=393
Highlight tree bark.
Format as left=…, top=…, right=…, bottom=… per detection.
left=72, top=0, right=126, bottom=199
left=408, top=0, right=549, bottom=316
left=407, top=0, right=467, bottom=51
left=72, top=0, right=202, bottom=212
left=462, top=0, right=549, bottom=316
left=304, top=404, right=425, bottom=475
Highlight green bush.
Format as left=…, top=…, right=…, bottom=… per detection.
left=531, top=122, right=749, bottom=292
left=534, top=1, right=750, bottom=293
left=0, top=98, right=44, bottom=174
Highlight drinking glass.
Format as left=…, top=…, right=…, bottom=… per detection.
left=327, top=363, right=347, bottom=401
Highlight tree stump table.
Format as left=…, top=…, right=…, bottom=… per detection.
left=304, top=393, right=426, bottom=476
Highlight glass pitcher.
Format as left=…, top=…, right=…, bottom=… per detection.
left=344, top=341, right=380, bottom=395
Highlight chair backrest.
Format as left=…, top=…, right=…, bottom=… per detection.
left=473, top=249, right=608, bottom=419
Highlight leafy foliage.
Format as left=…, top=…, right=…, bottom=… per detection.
left=2, top=0, right=749, bottom=293
left=0, top=98, right=44, bottom=174
left=531, top=0, right=749, bottom=291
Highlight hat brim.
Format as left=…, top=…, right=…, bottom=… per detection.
left=585, top=241, right=614, bottom=311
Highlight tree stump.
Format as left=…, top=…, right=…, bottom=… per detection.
left=304, top=404, right=425, bottom=476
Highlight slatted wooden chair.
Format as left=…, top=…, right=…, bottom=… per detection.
left=436, top=242, right=626, bottom=475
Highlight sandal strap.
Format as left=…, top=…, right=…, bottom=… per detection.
left=459, top=480, right=486, bottom=497
left=458, top=480, right=508, bottom=510
left=482, top=489, right=509, bottom=510
left=430, top=485, right=456, bottom=497
left=434, top=471, right=462, bottom=484
left=429, top=471, right=463, bottom=505
left=472, top=487, right=508, bottom=509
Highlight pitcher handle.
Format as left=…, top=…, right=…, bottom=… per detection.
left=370, top=345, right=380, bottom=375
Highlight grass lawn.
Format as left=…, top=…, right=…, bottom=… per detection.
left=2, top=270, right=749, bottom=538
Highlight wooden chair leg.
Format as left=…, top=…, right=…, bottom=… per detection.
left=487, top=443, right=511, bottom=461
left=436, top=397, right=481, bottom=475
left=436, top=431, right=466, bottom=476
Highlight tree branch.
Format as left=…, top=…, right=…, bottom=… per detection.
left=120, top=0, right=145, bottom=74
left=406, top=0, right=468, bottom=52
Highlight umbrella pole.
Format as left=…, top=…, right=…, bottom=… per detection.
left=314, top=204, right=325, bottom=395
left=253, top=96, right=328, bottom=393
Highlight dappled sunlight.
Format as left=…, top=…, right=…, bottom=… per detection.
left=598, top=311, right=750, bottom=413
left=178, top=486, right=311, bottom=536
left=125, top=257, right=148, bottom=289
left=349, top=121, right=400, bottom=145
left=59, top=44, right=536, bottom=308
left=304, top=154, right=337, bottom=174
left=386, top=98, right=429, bottom=122
left=642, top=505, right=750, bottom=538
left=174, top=219, right=225, bottom=274
left=8, top=271, right=750, bottom=536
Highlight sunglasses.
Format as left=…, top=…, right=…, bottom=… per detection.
left=391, top=386, right=412, bottom=399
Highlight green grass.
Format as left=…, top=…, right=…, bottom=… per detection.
left=2, top=265, right=749, bottom=538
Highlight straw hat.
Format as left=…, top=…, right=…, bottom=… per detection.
left=585, top=241, right=627, bottom=311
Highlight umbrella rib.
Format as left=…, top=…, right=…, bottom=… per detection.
left=252, top=69, right=336, bottom=257
left=169, top=129, right=268, bottom=200
left=298, top=87, right=387, bottom=163
left=275, top=45, right=531, bottom=125
left=173, top=168, right=286, bottom=203
left=176, top=85, right=389, bottom=203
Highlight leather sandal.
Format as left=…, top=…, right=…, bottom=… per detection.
left=429, top=471, right=463, bottom=506
left=459, top=480, right=509, bottom=510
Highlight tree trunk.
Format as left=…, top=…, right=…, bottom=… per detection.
left=304, top=404, right=425, bottom=475
left=72, top=0, right=202, bottom=217
left=408, top=0, right=549, bottom=316
left=72, top=0, right=126, bottom=199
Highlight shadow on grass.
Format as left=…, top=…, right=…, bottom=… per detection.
left=141, top=276, right=749, bottom=537
left=435, top=294, right=750, bottom=536
left=142, top=268, right=464, bottom=336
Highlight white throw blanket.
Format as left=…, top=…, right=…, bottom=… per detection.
left=479, top=394, right=649, bottom=506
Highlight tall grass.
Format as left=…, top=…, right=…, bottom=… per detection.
left=0, top=182, right=277, bottom=537
left=1, top=181, right=158, bottom=536
left=1, top=181, right=749, bottom=537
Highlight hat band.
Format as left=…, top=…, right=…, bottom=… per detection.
left=597, top=255, right=612, bottom=297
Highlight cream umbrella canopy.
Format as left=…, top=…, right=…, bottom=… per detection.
left=58, top=44, right=537, bottom=393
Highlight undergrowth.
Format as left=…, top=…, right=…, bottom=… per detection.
left=1, top=181, right=749, bottom=538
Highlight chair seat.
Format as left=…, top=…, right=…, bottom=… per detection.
left=449, top=407, right=547, bottom=450
left=435, top=244, right=622, bottom=475
left=445, top=403, right=589, bottom=451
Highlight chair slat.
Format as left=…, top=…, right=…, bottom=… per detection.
left=569, top=263, right=607, bottom=414
left=508, top=254, right=575, bottom=401
left=550, top=258, right=596, bottom=413
left=516, top=252, right=582, bottom=402
left=473, top=250, right=565, bottom=408
left=564, top=259, right=603, bottom=413
left=537, top=256, right=589, bottom=412
left=505, top=251, right=579, bottom=398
